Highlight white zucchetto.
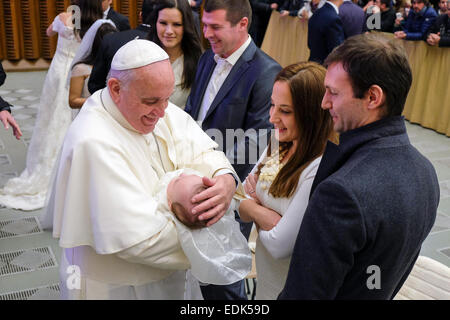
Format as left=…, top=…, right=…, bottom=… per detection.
left=111, top=39, right=169, bottom=71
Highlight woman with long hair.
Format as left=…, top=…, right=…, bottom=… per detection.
left=147, top=0, right=203, bottom=108
left=0, top=1, right=103, bottom=211
left=238, top=61, right=336, bottom=299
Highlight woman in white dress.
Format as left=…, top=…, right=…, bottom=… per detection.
left=69, top=20, right=117, bottom=118
left=147, top=0, right=203, bottom=109
left=238, top=62, right=336, bottom=299
left=0, top=1, right=103, bottom=210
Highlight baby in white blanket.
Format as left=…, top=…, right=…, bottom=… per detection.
left=154, top=168, right=252, bottom=285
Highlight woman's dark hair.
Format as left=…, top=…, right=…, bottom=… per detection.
left=73, top=23, right=117, bottom=68
left=75, top=0, right=104, bottom=39
left=257, top=62, right=335, bottom=198
left=147, top=0, right=202, bottom=89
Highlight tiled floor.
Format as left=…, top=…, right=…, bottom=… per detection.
left=0, top=70, right=448, bottom=299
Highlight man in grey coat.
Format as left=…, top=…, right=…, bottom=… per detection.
left=279, top=33, right=440, bottom=299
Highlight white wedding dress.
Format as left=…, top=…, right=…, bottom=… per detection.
left=0, top=15, right=80, bottom=211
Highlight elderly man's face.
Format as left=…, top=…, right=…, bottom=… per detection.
left=114, top=60, right=175, bottom=134
left=322, top=62, right=372, bottom=133
left=412, top=1, right=425, bottom=13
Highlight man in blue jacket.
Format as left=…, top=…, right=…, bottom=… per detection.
left=278, top=33, right=439, bottom=300
left=394, top=0, right=437, bottom=40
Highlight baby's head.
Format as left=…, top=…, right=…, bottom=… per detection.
left=167, top=173, right=207, bottom=229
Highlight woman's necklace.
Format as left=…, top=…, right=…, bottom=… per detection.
left=259, top=146, right=289, bottom=190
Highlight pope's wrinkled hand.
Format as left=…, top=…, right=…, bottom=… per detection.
left=191, top=174, right=235, bottom=227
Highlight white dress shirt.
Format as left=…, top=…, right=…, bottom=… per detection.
left=197, top=35, right=252, bottom=124
left=326, top=1, right=339, bottom=14
left=103, top=6, right=111, bottom=19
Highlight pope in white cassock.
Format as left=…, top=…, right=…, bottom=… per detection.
left=47, top=39, right=242, bottom=299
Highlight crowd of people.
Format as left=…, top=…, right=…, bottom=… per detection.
left=250, top=0, right=449, bottom=63
left=0, top=0, right=441, bottom=300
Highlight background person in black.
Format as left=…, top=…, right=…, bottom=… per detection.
left=88, top=0, right=157, bottom=94
left=101, top=0, right=131, bottom=31
left=0, top=62, right=23, bottom=140
left=427, top=1, right=450, bottom=46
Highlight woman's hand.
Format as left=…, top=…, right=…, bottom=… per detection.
left=244, top=173, right=260, bottom=203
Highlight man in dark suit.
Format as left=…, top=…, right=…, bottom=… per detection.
left=185, top=0, right=281, bottom=300
left=102, top=0, right=131, bottom=31
left=279, top=33, right=440, bottom=300
left=339, top=0, right=365, bottom=38
left=89, top=0, right=154, bottom=94
left=308, top=0, right=345, bottom=64
left=0, top=62, right=22, bottom=140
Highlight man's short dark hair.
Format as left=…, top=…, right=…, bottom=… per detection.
left=204, top=0, right=252, bottom=29
left=324, top=34, right=412, bottom=117
left=379, top=0, right=391, bottom=8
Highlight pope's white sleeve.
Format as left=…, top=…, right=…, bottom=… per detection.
left=258, top=176, right=315, bottom=260
left=116, top=220, right=190, bottom=270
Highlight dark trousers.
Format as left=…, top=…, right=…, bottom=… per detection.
left=200, top=212, right=253, bottom=300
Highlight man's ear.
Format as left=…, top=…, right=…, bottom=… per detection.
left=108, top=78, right=121, bottom=104
left=239, top=17, right=249, bottom=31
left=367, top=84, right=385, bottom=111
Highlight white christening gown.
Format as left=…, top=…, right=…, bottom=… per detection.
left=0, top=15, right=80, bottom=210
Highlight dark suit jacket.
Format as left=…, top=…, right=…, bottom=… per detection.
left=106, top=8, right=131, bottom=32
left=308, top=2, right=345, bottom=64
left=185, top=40, right=281, bottom=180
left=279, top=116, right=440, bottom=299
left=0, top=62, right=11, bottom=112
left=88, top=25, right=151, bottom=94
left=339, top=1, right=365, bottom=38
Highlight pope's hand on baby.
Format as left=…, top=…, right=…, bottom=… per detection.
left=191, top=174, right=235, bottom=227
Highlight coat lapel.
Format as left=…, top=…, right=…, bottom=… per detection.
left=191, top=55, right=216, bottom=120
left=203, top=42, right=257, bottom=122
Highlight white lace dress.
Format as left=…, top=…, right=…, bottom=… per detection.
left=246, top=148, right=322, bottom=299
left=0, top=15, right=80, bottom=210
left=70, top=63, right=92, bottom=119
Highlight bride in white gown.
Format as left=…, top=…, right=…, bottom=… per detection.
left=0, top=1, right=103, bottom=210
left=238, top=62, right=336, bottom=299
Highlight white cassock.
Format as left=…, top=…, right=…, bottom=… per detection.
left=48, top=88, right=239, bottom=299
